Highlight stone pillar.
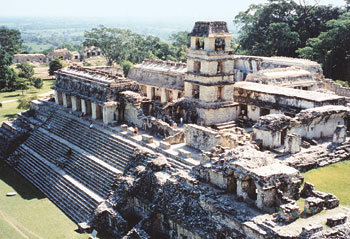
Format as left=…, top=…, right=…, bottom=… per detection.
left=81, top=99, right=87, bottom=114
left=173, top=90, right=179, bottom=101
left=54, top=91, right=59, bottom=105
left=204, top=37, right=215, bottom=51
left=62, top=93, right=68, bottom=107
left=91, top=102, right=97, bottom=120
left=333, top=125, right=346, bottom=144
left=284, top=134, right=301, bottom=154
left=71, top=96, right=77, bottom=111
left=146, top=85, right=153, bottom=100
left=184, top=82, right=193, bottom=98
left=103, top=104, right=117, bottom=125
left=160, top=88, right=167, bottom=103
left=225, top=37, right=232, bottom=51
left=236, top=179, right=243, bottom=197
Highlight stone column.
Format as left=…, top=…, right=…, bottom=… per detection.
left=91, top=102, right=97, bottom=120
left=225, top=37, right=232, bottom=51
left=204, top=37, right=215, bottom=51
left=103, top=103, right=117, bottom=125
left=146, top=85, right=153, bottom=100
left=71, top=96, right=77, bottom=111
left=284, top=134, right=301, bottom=154
left=184, top=82, right=193, bottom=98
left=54, top=90, right=59, bottom=105
left=160, top=88, right=167, bottom=103
left=333, top=125, right=346, bottom=143
left=81, top=99, right=87, bottom=114
left=236, top=179, right=243, bottom=197
left=62, top=93, right=68, bottom=107
left=173, top=90, right=179, bottom=101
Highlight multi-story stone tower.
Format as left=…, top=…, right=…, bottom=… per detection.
left=185, top=21, right=238, bottom=125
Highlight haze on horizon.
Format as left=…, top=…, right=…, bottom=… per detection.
left=1, top=0, right=347, bottom=20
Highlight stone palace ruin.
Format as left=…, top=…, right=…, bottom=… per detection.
left=1, top=21, right=350, bottom=238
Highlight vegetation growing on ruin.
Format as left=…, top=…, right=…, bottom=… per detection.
left=234, top=0, right=350, bottom=82
left=84, top=26, right=189, bottom=65
left=302, top=161, right=350, bottom=205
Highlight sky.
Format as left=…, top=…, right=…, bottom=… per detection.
left=1, top=0, right=347, bottom=20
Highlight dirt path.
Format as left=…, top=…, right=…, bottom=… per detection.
left=0, top=91, right=54, bottom=104
left=0, top=208, right=29, bottom=239
left=0, top=208, right=44, bottom=239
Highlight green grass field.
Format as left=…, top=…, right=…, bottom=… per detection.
left=0, top=79, right=55, bottom=103
left=0, top=162, right=90, bottom=239
left=0, top=102, right=23, bottom=123
left=302, top=160, right=350, bottom=205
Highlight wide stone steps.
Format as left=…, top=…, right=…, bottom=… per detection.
left=42, top=111, right=135, bottom=170
left=9, top=146, right=101, bottom=223
left=23, top=130, right=120, bottom=197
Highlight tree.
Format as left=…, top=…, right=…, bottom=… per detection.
left=297, top=13, right=350, bottom=82
left=234, top=0, right=344, bottom=57
left=30, top=77, right=43, bottom=89
left=84, top=26, right=189, bottom=65
left=84, top=26, right=134, bottom=65
left=17, top=95, right=37, bottom=110
left=16, top=62, right=34, bottom=79
left=49, top=59, right=64, bottom=75
left=15, top=78, right=29, bottom=95
left=121, top=60, right=134, bottom=77
left=169, top=31, right=190, bottom=48
left=0, top=27, right=22, bottom=91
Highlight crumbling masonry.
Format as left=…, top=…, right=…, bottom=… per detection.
left=1, top=21, right=350, bottom=238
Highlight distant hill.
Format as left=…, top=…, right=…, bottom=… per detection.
left=0, top=17, right=239, bottom=54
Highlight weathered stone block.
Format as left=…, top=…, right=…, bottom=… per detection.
left=305, top=197, right=324, bottom=215
left=178, top=149, right=192, bottom=158
left=326, top=214, right=347, bottom=227
left=160, top=141, right=171, bottom=150
left=300, top=182, right=314, bottom=198
left=121, top=124, right=128, bottom=131
left=278, top=203, right=300, bottom=223
left=142, top=135, right=154, bottom=144
left=300, top=224, right=323, bottom=238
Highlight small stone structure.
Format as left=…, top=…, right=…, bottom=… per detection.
left=253, top=106, right=350, bottom=151
left=128, top=59, right=186, bottom=103
left=1, top=20, right=350, bottom=239
left=13, top=54, right=47, bottom=64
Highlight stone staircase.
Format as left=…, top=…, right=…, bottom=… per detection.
left=8, top=145, right=103, bottom=223
left=213, top=121, right=237, bottom=131
left=3, top=105, right=144, bottom=224
left=1, top=99, right=201, bottom=226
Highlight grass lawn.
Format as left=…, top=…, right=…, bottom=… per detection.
left=302, top=160, right=350, bottom=205
left=0, top=102, right=23, bottom=124
left=0, top=162, right=90, bottom=239
left=0, top=80, right=55, bottom=103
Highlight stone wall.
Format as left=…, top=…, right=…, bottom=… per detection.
left=13, top=54, right=47, bottom=64
left=233, top=55, right=323, bottom=82
left=185, top=124, right=237, bottom=151
left=128, top=58, right=186, bottom=91
left=253, top=106, right=350, bottom=150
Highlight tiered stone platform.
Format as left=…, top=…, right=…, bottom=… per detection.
left=3, top=101, right=149, bottom=224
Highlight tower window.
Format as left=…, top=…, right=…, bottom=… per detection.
left=215, top=38, right=225, bottom=51
left=217, top=61, right=224, bottom=74
left=195, top=38, right=205, bottom=50
left=192, top=85, right=199, bottom=99
left=194, top=61, right=201, bottom=73
left=217, top=86, right=223, bottom=100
